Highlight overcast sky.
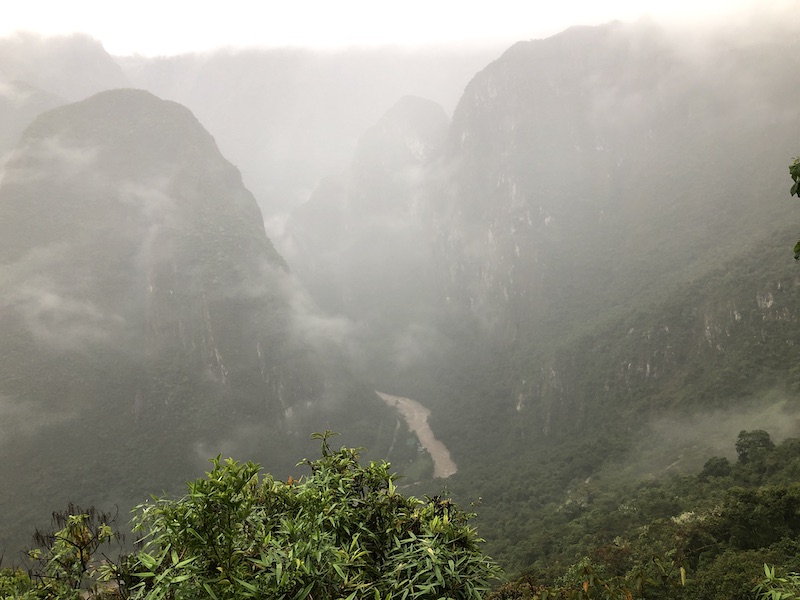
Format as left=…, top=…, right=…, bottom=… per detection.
left=0, top=0, right=789, bottom=56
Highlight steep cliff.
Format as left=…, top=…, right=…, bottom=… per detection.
left=423, top=22, right=800, bottom=445
left=435, top=22, right=800, bottom=345
left=410, top=25, right=800, bottom=568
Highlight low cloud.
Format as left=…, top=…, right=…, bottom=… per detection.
left=13, top=275, right=125, bottom=349
left=0, top=80, right=37, bottom=107
left=0, top=393, right=77, bottom=439
left=0, top=245, right=125, bottom=351
left=3, top=135, right=97, bottom=186
left=118, top=178, right=181, bottom=274
left=283, top=273, right=361, bottom=357
left=386, top=320, right=453, bottom=372
left=614, top=388, right=800, bottom=478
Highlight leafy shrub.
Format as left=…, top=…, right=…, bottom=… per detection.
left=754, top=564, right=800, bottom=600
left=0, top=504, right=123, bottom=599
left=118, top=432, right=500, bottom=599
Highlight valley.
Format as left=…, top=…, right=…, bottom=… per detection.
left=1, top=9, right=800, bottom=599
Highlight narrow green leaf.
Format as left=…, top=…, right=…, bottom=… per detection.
left=234, top=577, right=259, bottom=593
left=292, top=581, right=314, bottom=600
left=203, top=582, right=220, bottom=600
left=175, top=556, right=197, bottom=568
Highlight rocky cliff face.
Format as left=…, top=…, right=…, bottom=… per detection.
left=359, top=22, right=800, bottom=464
left=282, top=23, right=800, bottom=445
left=433, top=22, right=800, bottom=346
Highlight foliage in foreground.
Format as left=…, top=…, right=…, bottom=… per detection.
left=0, top=504, right=123, bottom=599
left=124, top=431, right=499, bottom=599
left=10, top=430, right=800, bottom=599
left=753, top=564, right=800, bottom=600
left=790, top=157, right=800, bottom=258
left=1, top=434, right=500, bottom=599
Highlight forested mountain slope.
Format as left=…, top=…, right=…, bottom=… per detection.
left=419, top=21, right=800, bottom=570
left=276, top=20, right=800, bottom=572
left=0, top=89, right=410, bottom=556
left=435, top=21, right=799, bottom=343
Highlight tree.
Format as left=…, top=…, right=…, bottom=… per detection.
left=117, top=432, right=501, bottom=599
left=698, top=456, right=732, bottom=481
left=735, top=430, right=775, bottom=465
left=0, top=504, right=124, bottom=599
left=26, top=503, right=123, bottom=595
left=790, top=158, right=800, bottom=259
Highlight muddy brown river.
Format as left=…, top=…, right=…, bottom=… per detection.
left=377, top=391, right=457, bottom=478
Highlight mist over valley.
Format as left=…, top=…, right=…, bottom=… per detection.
left=2, top=9, right=800, bottom=596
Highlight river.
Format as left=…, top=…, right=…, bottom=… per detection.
left=376, top=392, right=457, bottom=478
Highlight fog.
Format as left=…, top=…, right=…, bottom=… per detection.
left=1, top=5, right=800, bottom=569
left=120, top=45, right=502, bottom=218
left=615, top=389, right=800, bottom=479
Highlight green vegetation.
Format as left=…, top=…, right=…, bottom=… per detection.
left=0, top=504, right=124, bottom=599
left=791, top=157, right=800, bottom=259
left=0, top=433, right=499, bottom=599
left=421, top=210, right=800, bottom=574
left=487, top=429, right=800, bottom=599
left=6, top=430, right=800, bottom=599
left=754, top=565, right=800, bottom=600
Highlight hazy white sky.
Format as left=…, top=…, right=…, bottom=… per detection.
left=0, top=0, right=784, bottom=56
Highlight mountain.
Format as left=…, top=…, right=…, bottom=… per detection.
left=4, top=17, right=800, bottom=576
left=0, top=32, right=130, bottom=169
left=0, top=89, right=410, bottom=556
left=428, top=21, right=800, bottom=412
left=119, top=46, right=502, bottom=217
left=0, top=32, right=128, bottom=101
left=435, top=21, right=799, bottom=341
left=418, top=22, right=800, bottom=568
left=271, top=20, right=800, bottom=570
left=0, top=32, right=500, bottom=222
left=0, top=80, right=62, bottom=164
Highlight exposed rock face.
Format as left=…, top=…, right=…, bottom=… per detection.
left=434, top=22, right=800, bottom=344
left=284, top=23, right=800, bottom=444
left=413, top=22, right=800, bottom=456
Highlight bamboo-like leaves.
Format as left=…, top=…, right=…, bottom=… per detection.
left=118, top=436, right=500, bottom=599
